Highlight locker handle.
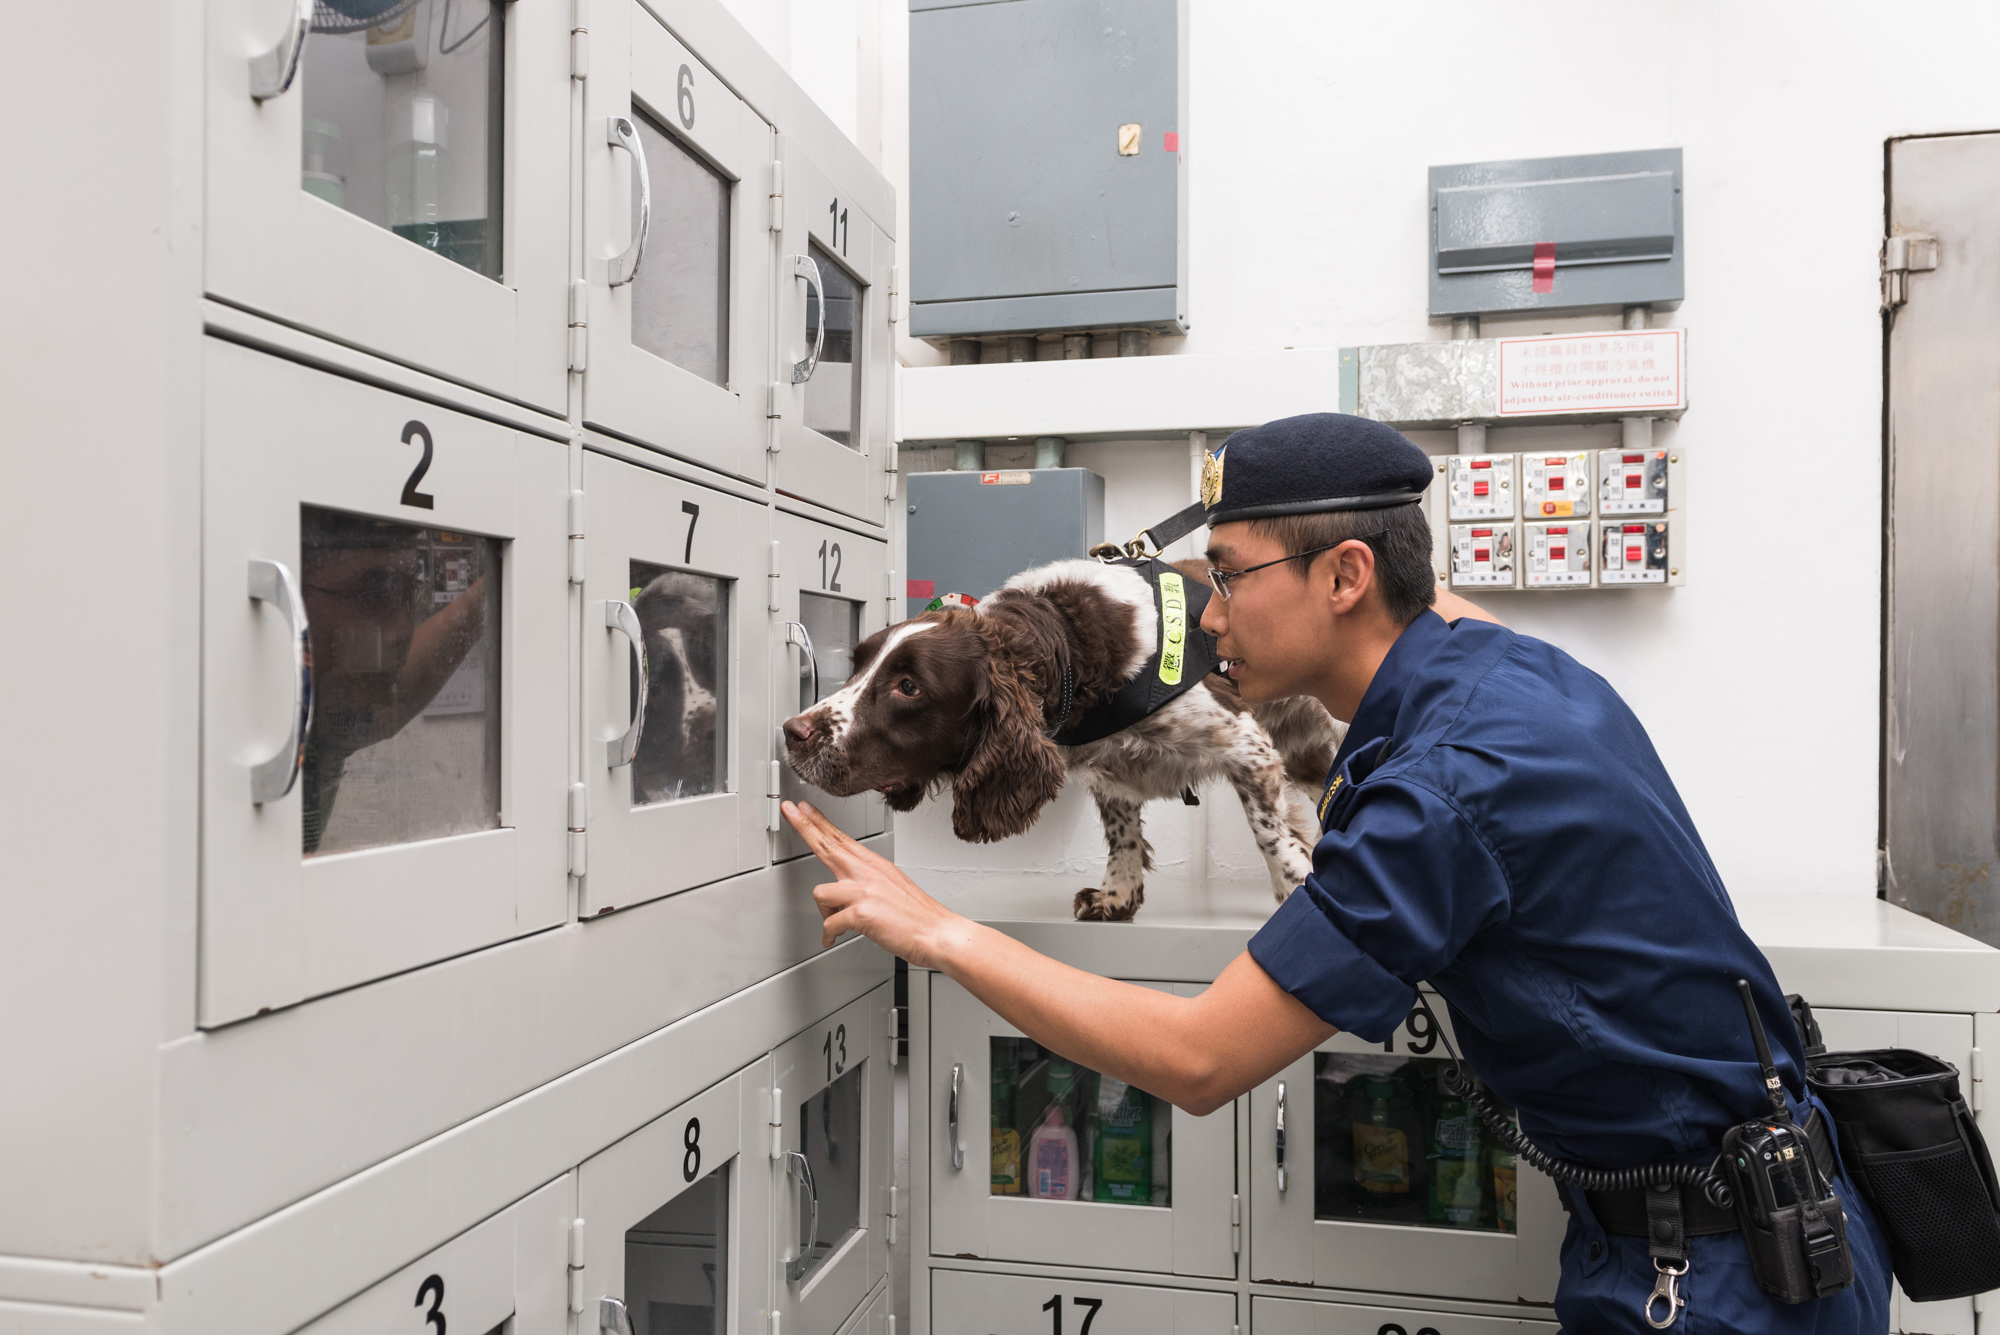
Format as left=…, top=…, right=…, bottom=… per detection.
left=604, top=599, right=647, bottom=768
left=247, top=558, right=313, bottom=804
left=598, top=1297, right=636, bottom=1335
left=249, top=0, right=312, bottom=101
left=791, top=254, right=825, bottom=384
left=785, top=1149, right=820, bottom=1283
left=948, top=1063, right=964, bottom=1170
left=1275, top=1079, right=1288, bottom=1192
left=604, top=117, right=650, bottom=288
left=783, top=621, right=819, bottom=707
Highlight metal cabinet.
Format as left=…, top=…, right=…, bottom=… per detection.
left=578, top=1061, right=774, bottom=1335
left=581, top=0, right=774, bottom=483
left=1252, top=1295, right=1558, bottom=1335
left=928, top=977, right=1237, bottom=1279
left=773, top=513, right=889, bottom=861
left=199, top=339, right=568, bottom=1026
left=771, top=136, right=893, bottom=527
left=295, top=1174, right=572, bottom=1335
left=931, top=1269, right=1236, bottom=1335
left=579, top=452, right=770, bottom=917
left=1248, top=1000, right=1562, bottom=1305
left=770, top=984, right=896, bottom=1335
left=204, top=0, right=570, bottom=411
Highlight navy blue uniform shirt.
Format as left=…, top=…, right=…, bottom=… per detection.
left=1249, top=610, right=1805, bottom=1167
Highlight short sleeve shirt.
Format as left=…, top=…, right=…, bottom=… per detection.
left=1249, top=610, right=1804, bottom=1165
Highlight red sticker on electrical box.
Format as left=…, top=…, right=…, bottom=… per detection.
left=1164, top=131, right=1179, bottom=152
left=1532, top=242, right=1556, bottom=293
left=907, top=579, right=935, bottom=599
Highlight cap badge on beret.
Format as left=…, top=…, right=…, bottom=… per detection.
left=1199, top=447, right=1225, bottom=509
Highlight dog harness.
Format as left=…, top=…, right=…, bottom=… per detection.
left=1051, top=557, right=1226, bottom=747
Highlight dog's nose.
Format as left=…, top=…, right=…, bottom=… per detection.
left=783, top=715, right=815, bottom=746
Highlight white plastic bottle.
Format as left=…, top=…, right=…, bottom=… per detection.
left=1025, top=1103, right=1080, bottom=1200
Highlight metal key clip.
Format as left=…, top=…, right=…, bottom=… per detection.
left=1644, top=1258, right=1688, bottom=1329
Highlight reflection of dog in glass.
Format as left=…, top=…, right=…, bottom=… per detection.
left=631, top=572, right=724, bottom=804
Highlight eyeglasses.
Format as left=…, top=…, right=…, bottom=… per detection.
left=1205, top=541, right=1347, bottom=600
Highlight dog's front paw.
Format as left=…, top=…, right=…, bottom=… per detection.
left=1073, top=886, right=1142, bottom=923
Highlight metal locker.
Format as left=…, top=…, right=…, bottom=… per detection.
left=581, top=1, right=775, bottom=484
left=293, top=1175, right=573, bottom=1335
left=928, top=976, right=1236, bottom=1279
left=930, top=1269, right=1235, bottom=1335
left=198, top=339, right=568, bottom=1027
left=1252, top=1294, right=1557, bottom=1334
left=577, top=1061, right=775, bottom=1335
left=203, top=0, right=571, bottom=411
left=1248, top=1000, right=1562, bottom=1305
left=770, top=985, right=896, bottom=1335
left=578, top=452, right=772, bottom=918
left=771, top=133, right=894, bottom=527
left=772, top=512, right=890, bottom=862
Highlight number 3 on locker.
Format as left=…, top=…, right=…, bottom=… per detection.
left=1042, top=1294, right=1102, bottom=1335
left=413, top=1273, right=446, bottom=1333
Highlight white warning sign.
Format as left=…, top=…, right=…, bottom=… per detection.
left=1496, top=328, right=1685, bottom=417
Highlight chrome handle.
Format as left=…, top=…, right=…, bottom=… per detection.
left=598, top=1297, right=636, bottom=1335
left=605, top=599, right=647, bottom=768
left=948, top=1063, right=964, bottom=1170
left=785, top=1149, right=820, bottom=1283
left=605, top=116, right=650, bottom=288
left=1275, top=1080, right=1288, bottom=1193
left=782, top=620, right=819, bottom=706
left=791, top=254, right=825, bottom=384
left=249, top=0, right=313, bottom=101
left=247, top=558, right=313, bottom=804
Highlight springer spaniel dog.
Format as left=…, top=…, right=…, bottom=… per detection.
left=781, top=558, right=1344, bottom=921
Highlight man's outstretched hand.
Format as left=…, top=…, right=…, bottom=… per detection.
left=782, top=800, right=976, bottom=965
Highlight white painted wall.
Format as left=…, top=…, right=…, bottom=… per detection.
left=875, top=1, right=2000, bottom=905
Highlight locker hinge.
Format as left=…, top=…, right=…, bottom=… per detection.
left=568, top=490, right=586, bottom=585
left=569, top=0, right=589, bottom=79
left=766, top=382, right=783, bottom=453
left=567, top=1219, right=586, bottom=1314
left=568, top=782, right=588, bottom=877
left=767, top=1314, right=780, bottom=1335
left=568, top=279, right=589, bottom=371
left=887, top=1004, right=902, bottom=1067
left=767, top=539, right=782, bottom=612
left=885, top=1183, right=899, bottom=1245
left=887, top=265, right=901, bottom=325
left=769, top=161, right=785, bottom=232
left=770, top=1087, right=785, bottom=1160
left=767, top=759, right=784, bottom=833
left=1231, top=1192, right=1241, bottom=1256
left=884, top=569, right=898, bottom=610
left=1974, top=1046, right=1986, bottom=1113
left=1882, top=232, right=1938, bottom=310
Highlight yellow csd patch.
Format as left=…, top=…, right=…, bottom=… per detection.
left=1200, top=447, right=1226, bottom=509
left=1158, top=572, right=1186, bottom=685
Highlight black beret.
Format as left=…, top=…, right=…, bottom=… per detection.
left=1200, top=412, right=1433, bottom=526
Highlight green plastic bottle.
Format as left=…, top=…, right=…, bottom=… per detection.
left=1091, top=1076, right=1153, bottom=1204
left=1426, top=1070, right=1487, bottom=1227
left=991, top=1044, right=1022, bottom=1195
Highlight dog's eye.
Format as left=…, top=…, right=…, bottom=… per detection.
left=895, top=678, right=921, bottom=698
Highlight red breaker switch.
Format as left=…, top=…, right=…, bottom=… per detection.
left=1446, top=453, right=1517, bottom=521
left=1449, top=522, right=1517, bottom=589
left=1526, top=521, right=1591, bottom=588
left=1599, top=447, right=1669, bottom=515
left=1523, top=451, right=1591, bottom=519
left=1598, top=519, right=1669, bottom=584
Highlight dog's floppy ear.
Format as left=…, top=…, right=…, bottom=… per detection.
left=950, top=632, right=1066, bottom=843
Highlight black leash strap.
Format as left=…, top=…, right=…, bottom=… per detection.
left=1092, top=501, right=1208, bottom=561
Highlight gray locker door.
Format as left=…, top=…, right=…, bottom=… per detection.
left=928, top=977, right=1236, bottom=1279
left=204, top=0, right=570, bottom=411
left=1885, top=132, right=2000, bottom=945
left=581, top=1, right=774, bottom=485
left=1251, top=1294, right=1557, bottom=1334
left=199, top=339, right=569, bottom=1026
left=930, top=1269, right=1234, bottom=1335
left=578, top=452, right=770, bottom=917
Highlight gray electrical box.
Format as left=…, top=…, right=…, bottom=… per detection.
left=908, top=0, right=1187, bottom=340
left=905, top=469, right=1105, bottom=617
left=1429, top=148, right=1683, bottom=317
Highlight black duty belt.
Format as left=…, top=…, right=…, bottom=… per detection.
left=1566, top=1108, right=1837, bottom=1238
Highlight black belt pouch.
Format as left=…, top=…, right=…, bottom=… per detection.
left=1807, top=1048, right=2000, bottom=1300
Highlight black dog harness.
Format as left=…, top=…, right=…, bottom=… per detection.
left=1051, top=557, right=1226, bottom=747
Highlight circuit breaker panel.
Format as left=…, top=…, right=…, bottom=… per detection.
left=1429, top=449, right=1684, bottom=591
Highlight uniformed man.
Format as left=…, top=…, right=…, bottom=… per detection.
left=783, top=412, right=1891, bottom=1331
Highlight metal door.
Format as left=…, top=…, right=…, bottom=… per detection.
left=200, top=339, right=568, bottom=1025
left=294, top=1175, right=573, bottom=1335
left=770, top=985, right=895, bottom=1335
left=1250, top=1295, right=1557, bottom=1334
left=579, top=452, right=769, bottom=917
left=581, top=1, right=773, bottom=483
left=204, top=0, right=569, bottom=411
left=1886, top=132, right=2000, bottom=944
left=577, top=1060, right=775, bottom=1335
left=928, top=977, right=1237, bottom=1279
left=929, top=1269, right=1236, bottom=1335
left=772, top=135, right=893, bottom=527
left=773, top=513, right=890, bottom=860
left=1248, top=1000, right=1562, bottom=1305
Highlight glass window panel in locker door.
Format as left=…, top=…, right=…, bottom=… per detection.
left=581, top=4, right=772, bottom=483
left=773, top=134, right=891, bottom=526
left=774, top=516, right=888, bottom=862
left=205, top=0, right=568, bottom=409
left=627, top=1168, right=729, bottom=1335
left=579, top=452, right=767, bottom=919
left=931, top=1272, right=1237, bottom=1335
left=771, top=988, right=891, bottom=1335
left=199, top=341, right=568, bottom=1027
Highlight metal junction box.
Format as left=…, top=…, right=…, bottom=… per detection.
left=908, top=0, right=1188, bottom=340
left=1429, top=148, right=1683, bottom=317
left=905, top=468, right=1104, bottom=617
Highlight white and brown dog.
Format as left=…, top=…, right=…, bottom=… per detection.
left=781, top=558, right=1344, bottom=921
